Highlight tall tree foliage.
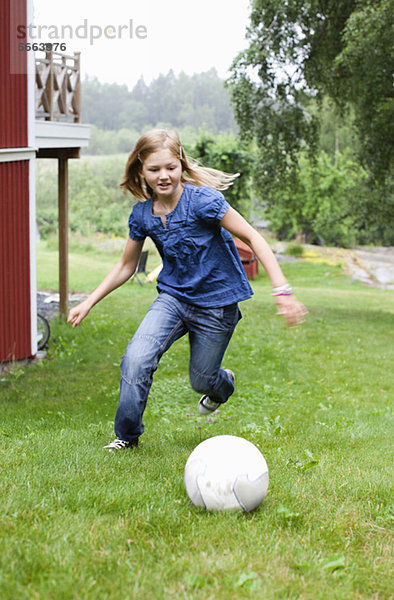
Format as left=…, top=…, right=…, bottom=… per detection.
left=82, top=69, right=236, bottom=134
left=228, top=0, right=393, bottom=243
left=333, top=1, right=393, bottom=182
left=188, top=134, right=255, bottom=216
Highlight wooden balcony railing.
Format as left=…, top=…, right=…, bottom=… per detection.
left=35, top=51, right=81, bottom=122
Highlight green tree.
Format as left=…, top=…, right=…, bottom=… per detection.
left=313, top=97, right=358, bottom=159
left=82, top=70, right=237, bottom=136
left=189, top=134, right=256, bottom=215
left=267, top=152, right=369, bottom=247
left=82, top=77, right=133, bottom=130
left=228, top=0, right=393, bottom=243
left=117, top=100, right=151, bottom=131
left=333, top=1, right=393, bottom=182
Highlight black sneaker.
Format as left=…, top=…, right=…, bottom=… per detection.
left=198, top=369, right=235, bottom=415
left=103, top=438, right=138, bottom=451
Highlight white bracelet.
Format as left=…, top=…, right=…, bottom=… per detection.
left=272, top=283, right=292, bottom=293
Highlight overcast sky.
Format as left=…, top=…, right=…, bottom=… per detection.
left=33, top=0, right=251, bottom=89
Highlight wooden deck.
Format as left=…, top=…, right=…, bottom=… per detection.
left=35, top=50, right=81, bottom=122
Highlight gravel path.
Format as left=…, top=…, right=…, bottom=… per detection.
left=349, top=247, right=394, bottom=289
left=37, top=291, right=88, bottom=321
left=273, top=243, right=394, bottom=290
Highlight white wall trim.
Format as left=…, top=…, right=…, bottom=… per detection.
left=27, top=0, right=37, bottom=356
left=0, top=148, right=37, bottom=162
left=35, top=121, right=90, bottom=149
left=29, top=155, right=37, bottom=357
left=26, top=0, right=35, bottom=148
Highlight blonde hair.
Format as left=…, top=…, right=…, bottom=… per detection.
left=120, top=129, right=239, bottom=200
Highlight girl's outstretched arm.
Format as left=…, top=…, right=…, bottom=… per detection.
left=220, top=207, right=307, bottom=327
left=67, top=238, right=144, bottom=328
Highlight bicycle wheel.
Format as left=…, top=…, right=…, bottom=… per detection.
left=37, top=313, right=50, bottom=350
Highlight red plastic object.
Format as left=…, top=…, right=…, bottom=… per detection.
left=233, top=238, right=259, bottom=280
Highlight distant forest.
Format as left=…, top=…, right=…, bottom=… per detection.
left=81, top=69, right=237, bottom=153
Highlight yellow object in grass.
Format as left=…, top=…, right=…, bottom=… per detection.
left=146, top=263, right=163, bottom=282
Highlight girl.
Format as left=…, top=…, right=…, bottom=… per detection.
left=68, top=129, right=307, bottom=451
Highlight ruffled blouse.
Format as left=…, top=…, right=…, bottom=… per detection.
left=128, top=184, right=253, bottom=307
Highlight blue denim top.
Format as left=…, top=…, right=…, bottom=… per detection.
left=128, top=183, right=253, bottom=307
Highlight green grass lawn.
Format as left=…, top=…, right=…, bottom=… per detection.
left=0, top=242, right=393, bottom=599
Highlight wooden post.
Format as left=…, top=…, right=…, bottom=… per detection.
left=58, top=157, right=69, bottom=316
left=46, top=51, right=53, bottom=121
left=74, top=52, right=81, bottom=123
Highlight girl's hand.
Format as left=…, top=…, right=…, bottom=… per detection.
left=274, top=295, right=308, bottom=328
left=67, top=300, right=92, bottom=328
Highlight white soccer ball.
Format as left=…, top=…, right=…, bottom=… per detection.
left=184, top=435, right=269, bottom=512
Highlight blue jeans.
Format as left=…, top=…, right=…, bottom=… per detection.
left=115, top=292, right=241, bottom=441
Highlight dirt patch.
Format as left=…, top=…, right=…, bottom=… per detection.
left=37, top=291, right=89, bottom=320
left=273, top=243, right=394, bottom=290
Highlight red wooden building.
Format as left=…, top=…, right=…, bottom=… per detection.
left=0, top=0, right=89, bottom=362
